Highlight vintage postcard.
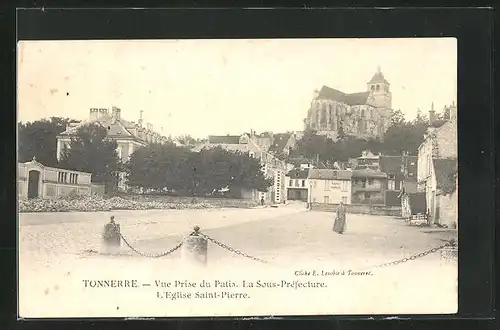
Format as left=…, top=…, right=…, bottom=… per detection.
left=17, top=38, right=458, bottom=318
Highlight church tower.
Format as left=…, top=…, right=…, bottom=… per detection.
left=366, top=66, right=392, bottom=109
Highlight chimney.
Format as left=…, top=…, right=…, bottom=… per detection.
left=428, top=102, right=436, bottom=125
left=138, top=110, right=144, bottom=127
left=112, top=106, right=121, bottom=121
left=98, top=108, right=108, bottom=120
left=89, top=108, right=98, bottom=121
left=449, top=101, right=457, bottom=120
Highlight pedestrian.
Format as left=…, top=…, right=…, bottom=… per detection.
left=333, top=201, right=347, bottom=234
left=261, top=197, right=265, bottom=206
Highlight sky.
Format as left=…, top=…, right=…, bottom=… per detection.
left=17, top=38, right=457, bottom=139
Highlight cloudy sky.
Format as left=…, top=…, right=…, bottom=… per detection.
left=18, top=38, right=456, bottom=138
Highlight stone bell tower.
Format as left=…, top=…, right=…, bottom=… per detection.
left=367, top=66, right=392, bottom=109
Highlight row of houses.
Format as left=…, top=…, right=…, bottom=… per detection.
left=286, top=150, right=418, bottom=206
left=285, top=102, right=457, bottom=229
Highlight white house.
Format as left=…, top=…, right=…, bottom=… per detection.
left=56, top=107, right=170, bottom=192
left=308, top=169, right=352, bottom=205
left=417, top=103, right=457, bottom=226
left=18, top=157, right=99, bottom=200
left=285, top=168, right=309, bottom=202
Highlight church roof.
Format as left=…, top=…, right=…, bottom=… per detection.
left=317, top=86, right=370, bottom=106
left=367, top=70, right=389, bottom=84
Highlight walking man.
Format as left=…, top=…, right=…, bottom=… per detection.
left=333, top=201, right=347, bottom=234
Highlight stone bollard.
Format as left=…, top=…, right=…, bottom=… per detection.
left=102, top=217, right=121, bottom=254
left=181, top=226, right=208, bottom=267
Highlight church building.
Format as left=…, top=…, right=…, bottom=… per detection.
left=304, top=67, right=393, bottom=141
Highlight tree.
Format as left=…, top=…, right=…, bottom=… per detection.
left=390, top=109, right=406, bottom=127
left=176, top=134, right=198, bottom=147
left=18, top=117, right=78, bottom=166
left=125, top=145, right=273, bottom=197
left=59, top=123, right=120, bottom=191
left=126, top=141, right=192, bottom=192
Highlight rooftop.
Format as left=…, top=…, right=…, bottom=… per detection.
left=286, top=168, right=309, bottom=179
left=317, top=86, right=371, bottom=106
left=269, top=133, right=293, bottom=154
left=308, top=169, right=352, bottom=180
left=208, top=135, right=241, bottom=144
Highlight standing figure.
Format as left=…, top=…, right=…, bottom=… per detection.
left=103, top=216, right=121, bottom=247
left=260, top=197, right=265, bottom=206
left=333, top=201, right=347, bottom=234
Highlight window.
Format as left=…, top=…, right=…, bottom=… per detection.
left=295, top=180, right=300, bottom=187
left=324, top=180, right=330, bottom=190
left=388, top=173, right=395, bottom=180
left=342, top=196, right=348, bottom=204
left=117, top=146, right=122, bottom=160
left=388, top=179, right=395, bottom=191
left=289, top=179, right=293, bottom=187
left=324, top=196, right=330, bottom=204
left=368, top=179, right=374, bottom=185
left=364, top=192, right=370, bottom=199
left=301, top=180, right=306, bottom=187
left=341, top=180, right=349, bottom=191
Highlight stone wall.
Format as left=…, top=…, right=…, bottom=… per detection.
left=311, top=202, right=401, bottom=216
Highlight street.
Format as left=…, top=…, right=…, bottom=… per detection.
left=19, top=202, right=455, bottom=267
left=19, top=203, right=458, bottom=317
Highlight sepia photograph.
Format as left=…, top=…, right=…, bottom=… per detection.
left=17, top=38, right=458, bottom=318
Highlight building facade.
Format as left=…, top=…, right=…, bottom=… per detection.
left=351, top=169, right=387, bottom=205
left=308, top=169, right=352, bottom=205
left=56, top=107, right=170, bottom=191
left=303, top=67, right=393, bottom=141
left=417, top=106, right=457, bottom=226
left=285, top=168, right=309, bottom=201
left=18, top=158, right=96, bottom=200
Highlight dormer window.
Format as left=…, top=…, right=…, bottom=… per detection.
left=239, top=135, right=249, bottom=144
left=388, top=173, right=395, bottom=180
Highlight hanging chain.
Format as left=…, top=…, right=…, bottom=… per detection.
left=117, top=231, right=191, bottom=259
left=370, top=239, right=457, bottom=269
left=108, top=224, right=455, bottom=268
left=197, top=232, right=269, bottom=264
